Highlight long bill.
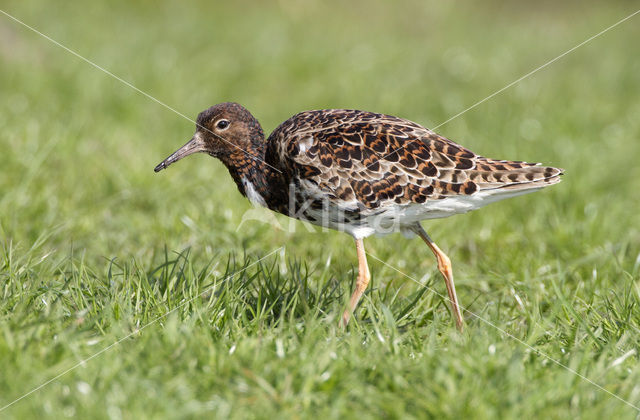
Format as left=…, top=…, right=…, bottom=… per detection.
left=154, top=133, right=205, bottom=172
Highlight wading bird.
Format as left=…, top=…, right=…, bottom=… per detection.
left=155, top=102, right=562, bottom=330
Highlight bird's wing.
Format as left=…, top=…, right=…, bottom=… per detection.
left=267, top=109, right=562, bottom=210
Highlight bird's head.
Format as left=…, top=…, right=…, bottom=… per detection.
left=154, top=102, right=264, bottom=172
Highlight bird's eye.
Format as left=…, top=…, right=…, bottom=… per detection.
left=216, top=119, right=230, bottom=130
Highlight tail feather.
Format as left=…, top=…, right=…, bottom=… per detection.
left=471, top=164, right=563, bottom=205
left=471, top=162, right=563, bottom=191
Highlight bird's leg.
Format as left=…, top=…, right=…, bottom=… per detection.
left=412, top=224, right=464, bottom=331
left=340, top=238, right=371, bottom=327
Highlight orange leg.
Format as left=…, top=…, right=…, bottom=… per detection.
left=341, top=238, right=371, bottom=327
left=412, top=224, right=464, bottom=331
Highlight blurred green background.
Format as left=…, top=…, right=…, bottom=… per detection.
left=1, top=1, right=639, bottom=418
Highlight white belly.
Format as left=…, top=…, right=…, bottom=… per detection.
left=295, top=186, right=542, bottom=239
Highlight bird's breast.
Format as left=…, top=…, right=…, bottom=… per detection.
left=241, top=177, right=268, bottom=207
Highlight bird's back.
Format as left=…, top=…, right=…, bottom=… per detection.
left=265, top=109, right=562, bottom=236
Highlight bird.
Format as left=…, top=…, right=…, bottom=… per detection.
left=154, top=102, right=563, bottom=330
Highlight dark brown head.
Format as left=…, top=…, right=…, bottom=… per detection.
left=154, top=102, right=264, bottom=172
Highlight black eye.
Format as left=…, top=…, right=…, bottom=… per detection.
left=216, top=119, right=230, bottom=130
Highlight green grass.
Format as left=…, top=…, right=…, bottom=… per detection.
left=1, top=0, right=640, bottom=418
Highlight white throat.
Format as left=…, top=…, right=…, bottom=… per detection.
left=242, top=177, right=267, bottom=207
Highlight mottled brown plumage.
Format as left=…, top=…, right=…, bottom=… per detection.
left=155, top=102, right=563, bottom=330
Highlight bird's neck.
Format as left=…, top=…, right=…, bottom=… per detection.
left=218, top=142, right=286, bottom=210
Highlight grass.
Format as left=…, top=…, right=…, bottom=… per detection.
left=1, top=0, right=640, bottom=418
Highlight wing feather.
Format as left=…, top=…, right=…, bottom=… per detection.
left=266, top=109, right=562, bottom=211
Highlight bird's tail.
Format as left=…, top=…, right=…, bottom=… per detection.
left=467, top=159, right=563, bottom=202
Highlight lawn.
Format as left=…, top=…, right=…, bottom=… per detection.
left=1, top=0, right=639, bottom=418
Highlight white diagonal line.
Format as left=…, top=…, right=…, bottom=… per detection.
left=367, top=8, right=640, bottom=169
left=365, top=251, right=640, bottom=412
left=0, top=9, right=282, bottom=174
left=432, top=8, right=640, bottom=130
left=0, top=247, right=284, bottom=412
